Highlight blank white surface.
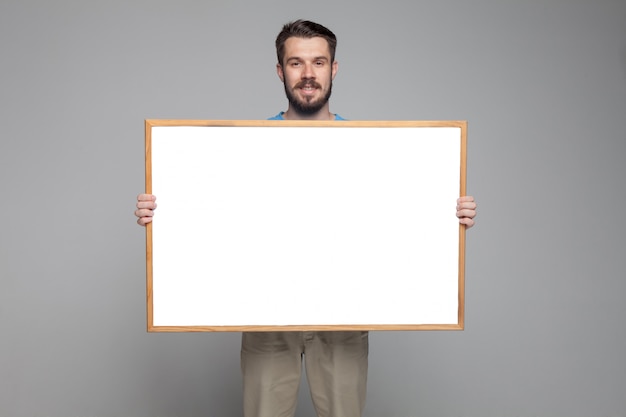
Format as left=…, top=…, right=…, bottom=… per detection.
left=150, top=124, right=462, bottom=327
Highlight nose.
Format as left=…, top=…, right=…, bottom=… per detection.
left=301, top=63, right=315, bottom=79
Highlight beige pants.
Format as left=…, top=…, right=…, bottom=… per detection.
left=241, top=331, right=369, bottom=417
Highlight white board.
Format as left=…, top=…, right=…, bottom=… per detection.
left=145, top=120, right=467, bottom=331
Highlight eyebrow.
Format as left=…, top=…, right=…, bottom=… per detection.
left=286, top=56, right=330, bottom=62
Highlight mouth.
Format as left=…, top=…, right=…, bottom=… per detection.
left=300, top=87, right=317, bottom=96
left=296, top=82, right=320, bottom=96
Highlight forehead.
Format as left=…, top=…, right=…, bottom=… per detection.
left=283, top=36, right=331, bottom=60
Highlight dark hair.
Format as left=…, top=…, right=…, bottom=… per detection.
left=275, top=20, right=337, bottom=66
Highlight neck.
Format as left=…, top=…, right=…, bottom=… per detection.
left=283, top=105, right=334, bottom=121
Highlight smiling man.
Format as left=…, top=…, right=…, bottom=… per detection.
left=135, top=19, right=477, bottom=417
left=270, top=20, right=342, bottom=121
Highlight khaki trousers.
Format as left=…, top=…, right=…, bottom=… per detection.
left=241, top=331, right=368, bottom=417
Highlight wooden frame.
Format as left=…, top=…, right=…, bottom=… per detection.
left=145, top=120, right=467, bottom=332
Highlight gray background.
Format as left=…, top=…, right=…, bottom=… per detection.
left=1, top=0, right=625, bottom=416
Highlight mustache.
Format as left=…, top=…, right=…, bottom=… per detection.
left=295, top=79, right=322, bottom=89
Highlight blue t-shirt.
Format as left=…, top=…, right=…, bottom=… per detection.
left=268, top=112, right=346, bottom=120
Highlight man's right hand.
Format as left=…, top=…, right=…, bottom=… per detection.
left=135, top=194, right=157, bottom=226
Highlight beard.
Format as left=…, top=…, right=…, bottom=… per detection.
left=283, top=78, right=333, bottom=115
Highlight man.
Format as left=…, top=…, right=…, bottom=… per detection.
left=135, top=20, right=477, bottom=417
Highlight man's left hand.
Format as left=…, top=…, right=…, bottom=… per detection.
left=457, top=196, right=477, bottom=228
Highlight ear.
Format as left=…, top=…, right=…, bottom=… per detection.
left=331, top=60, right=338, bottom=80
left=276, top=63, right=285, bottom=82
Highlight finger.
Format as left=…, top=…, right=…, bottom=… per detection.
left=456, top=208, right=476, bottom=219
left=457, top=195, right=474, bottom=204
left=134, top=208, right=155, bottom=218
left=136, top=200, right=157, bottom=210
left=136, top=216, right=153, bottom=226
left=459, top=217, right=475, bottom=228
left=137, top=194, right=157, bottom=202
left=456, top=201, right=477, bottom=211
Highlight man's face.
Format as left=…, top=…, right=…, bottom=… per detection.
left=277, top=36, right=338, bottom=115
